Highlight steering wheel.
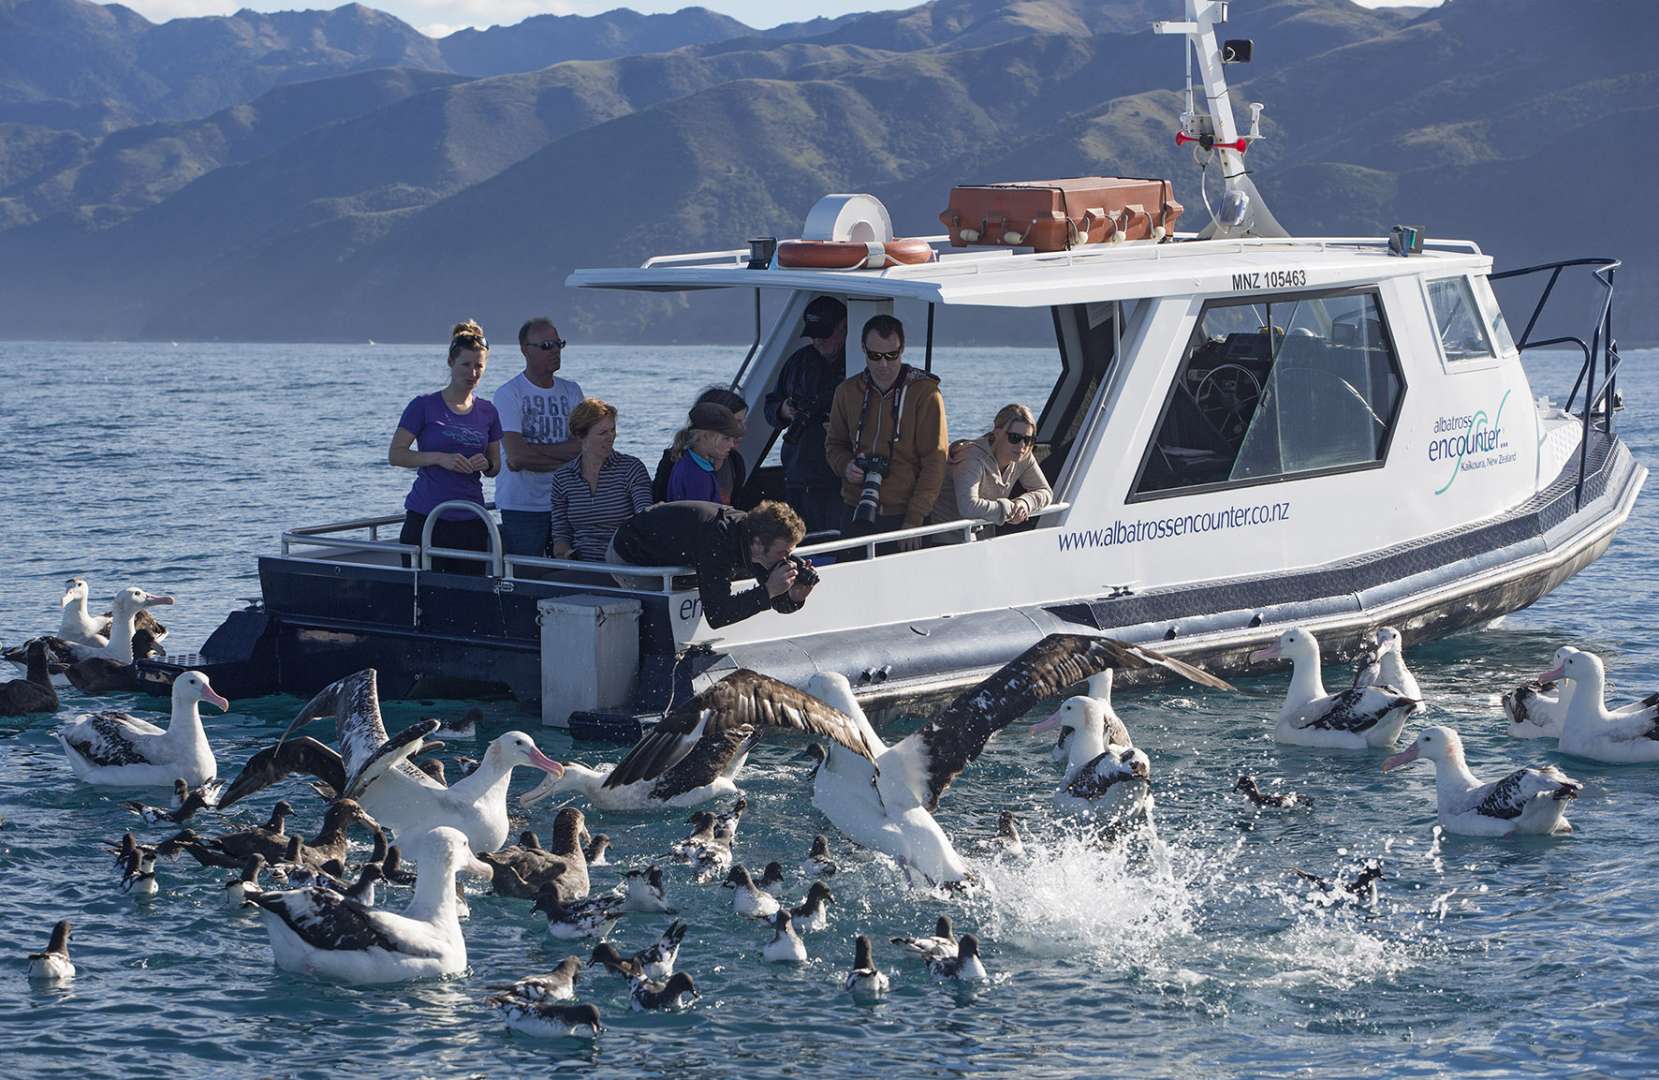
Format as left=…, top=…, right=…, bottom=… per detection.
left=1193, top=363, right=1263, bottom=439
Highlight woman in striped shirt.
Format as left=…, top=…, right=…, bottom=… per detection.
left=548, top=398, right=653, bottom=560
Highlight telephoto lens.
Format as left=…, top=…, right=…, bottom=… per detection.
left=853, top=454, right=889, bottom=526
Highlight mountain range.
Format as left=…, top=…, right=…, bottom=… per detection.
left=0, top=0, right=1649, bottom=345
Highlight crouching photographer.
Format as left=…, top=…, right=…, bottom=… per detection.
left=824, top=314, right=949, bottom=554
left=608, top=500, right=815, bottom=629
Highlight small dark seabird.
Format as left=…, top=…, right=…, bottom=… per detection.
left=757, top=861, right=786, bottom=893
left=126, top=778, right=216, bottom=825
left=672, top=810, right=734, bottom=881
left=382, top=845, right=417, bottom=886
left=842, top=935, right=889, bottom=1000
left=224, top=854, right=267, bottom=908
left=629, top=971, right=698, bottom=1012
left=121, top=849, right=158, bottom=897
left=617, top=865, right=673, bottom=914
left=927, top=933, right=988, bottom=983
left=801, top=834, right=838, bottom=878
left=589, top=921, right=686, bottom=981
left=762, top=910, right=807, bottom=964
left=0, top=640, right=58, bottom=716
left=892, top=915, right=959, bottom=961
left=992, top=812, right=1026, bottom=858
left=27, top=920, right=75, bottom=982
left=491, top=998, right=602, bottom=1039
left=488, top=956, right=584, bottom=1002
left=723, top=865, right=780, bottom=920
left=583, top=833, right=611, bottom=866
left=532, top=884, right=625, bottom=940
left=790, top=881, right=834, bottom=932
left=1293, top=861, right=1385, bottom=902
left=1235, top=775, right=1312, bottom=809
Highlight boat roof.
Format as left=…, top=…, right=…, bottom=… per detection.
left=567, top=234, right=1492, bottom=308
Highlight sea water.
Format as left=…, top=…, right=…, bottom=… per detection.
left=2, top=342, right=1658, bottom=1078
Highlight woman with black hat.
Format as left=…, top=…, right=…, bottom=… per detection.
left=661, top=398, right=747, bottom=504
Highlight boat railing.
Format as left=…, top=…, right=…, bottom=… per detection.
left=279, top=500, right=1072, bottom=594
left=1491, top=256, right=1623, bottom=508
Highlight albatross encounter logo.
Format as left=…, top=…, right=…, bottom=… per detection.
left=1430, top=389, right=1514, bottom=495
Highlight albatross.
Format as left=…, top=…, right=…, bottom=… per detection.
left=217, top=670, right=563, bottom=854
left=1381, top=725, right=1581, bottom=836
left=1543, top=649, right=1659, bottom=764
left=520, top=671, right=882, bottom=811
left=1253, top=627, right=1419, bottom=749
left=253, top=825, right=490, bottom=984
left=56, top=670, right=227, bottom=788
left=805, top=633, right=1234, bottom=885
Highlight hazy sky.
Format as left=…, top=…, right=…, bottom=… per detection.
left=113, top=0, right=1440, bottom=39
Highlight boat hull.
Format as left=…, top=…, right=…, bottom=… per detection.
left=137, top=429, right=1644, bottom=725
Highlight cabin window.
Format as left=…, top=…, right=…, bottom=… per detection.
left=1131, top=288, right=1404, bottom=498
left=1469, top=274, right=1517, bottom=356
left=1427, top=276, right=1496, bottom=362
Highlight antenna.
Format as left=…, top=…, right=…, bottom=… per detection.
left=1153, top=0, right=1287, bottom=239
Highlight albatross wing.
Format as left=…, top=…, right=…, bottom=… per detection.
left=603, top=671, right=878, bottom=791
left=899, top=634, right=1234, bottom=811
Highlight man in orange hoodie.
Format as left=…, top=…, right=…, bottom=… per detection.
left=824, top=314, right=949, bottom=552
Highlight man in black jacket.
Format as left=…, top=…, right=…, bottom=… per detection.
left=606, top=500, right=813, bottom=629
left=763, top=296, right=847, bottom=533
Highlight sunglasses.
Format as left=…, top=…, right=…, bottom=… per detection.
left=864, top=348, right=902, bottom=362
left=1004, top=431, right=1035, bottom=447
left=529, top=339, right=567, bottom=351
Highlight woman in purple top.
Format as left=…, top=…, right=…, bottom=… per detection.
left=664, top=401, right=745, bottom=504
left=388, top=319, right=502, bottom=574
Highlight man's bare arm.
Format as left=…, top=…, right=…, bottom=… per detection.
left=502, top=431, right=582, bottom=471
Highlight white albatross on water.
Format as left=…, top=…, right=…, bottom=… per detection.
left=1543, top=649, right=1659, bottom=764
left=216, top=669, right=564, bottom=854
left=253, top=825, right=490, bottom=983
left=1351, top=627, right=1424, bottom=709
left=1029, top=692, right=1151, bottom=825
left=1501, top=646, right=1659, bottom=742
left=56, top=670, right=227, bottom=788
left=1253, top=627, right=1419, bottom=749
left=804, top=634, right=1234, bottom=887
left=1381, top=726, right=1581, bottom=836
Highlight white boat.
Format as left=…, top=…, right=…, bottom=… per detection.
left=145, top=1, right=1639, bottom=731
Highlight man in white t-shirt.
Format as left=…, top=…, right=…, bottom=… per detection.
left=493, top=316, right=585, bottom=557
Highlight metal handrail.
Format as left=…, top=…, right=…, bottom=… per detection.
left=796, top=501, right=1073, bottom=560
left=419, top=501, right=505, bottom=577
left=1490, top=257, right=1623, bottom=508
left=283, top=499, right=1075, bottom=589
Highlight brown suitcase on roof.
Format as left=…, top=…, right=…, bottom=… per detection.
left=939, top=177, right=1183, bottom=252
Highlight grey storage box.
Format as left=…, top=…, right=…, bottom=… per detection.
left=538, top=595, right=640, bottom=728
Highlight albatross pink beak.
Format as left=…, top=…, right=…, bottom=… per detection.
left=528, top=747, right=564, bottom=777
left=1380, top=744, right=1420, bottom=773
left=1250, top=644, right=1280, bottom=663
left=1538, top=665, right=1566, bottom=682
left=145, top=594, right=176, bottom=607
left=1029, top=712, right=1062, bottom=735
left=202, top=686, right=230, bottom=712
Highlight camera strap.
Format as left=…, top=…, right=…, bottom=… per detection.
left=853, top=366, right=910, bottom=459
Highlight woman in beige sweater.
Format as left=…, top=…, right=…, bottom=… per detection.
left=930, top=403, right=1052, bottom=542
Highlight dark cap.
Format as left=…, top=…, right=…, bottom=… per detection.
left=802, top=296, right=847, bottom=340
left=688, top=401, right=745, bottom=439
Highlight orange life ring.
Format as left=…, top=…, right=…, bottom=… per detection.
left=776, top=237, right=934, bottom=271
